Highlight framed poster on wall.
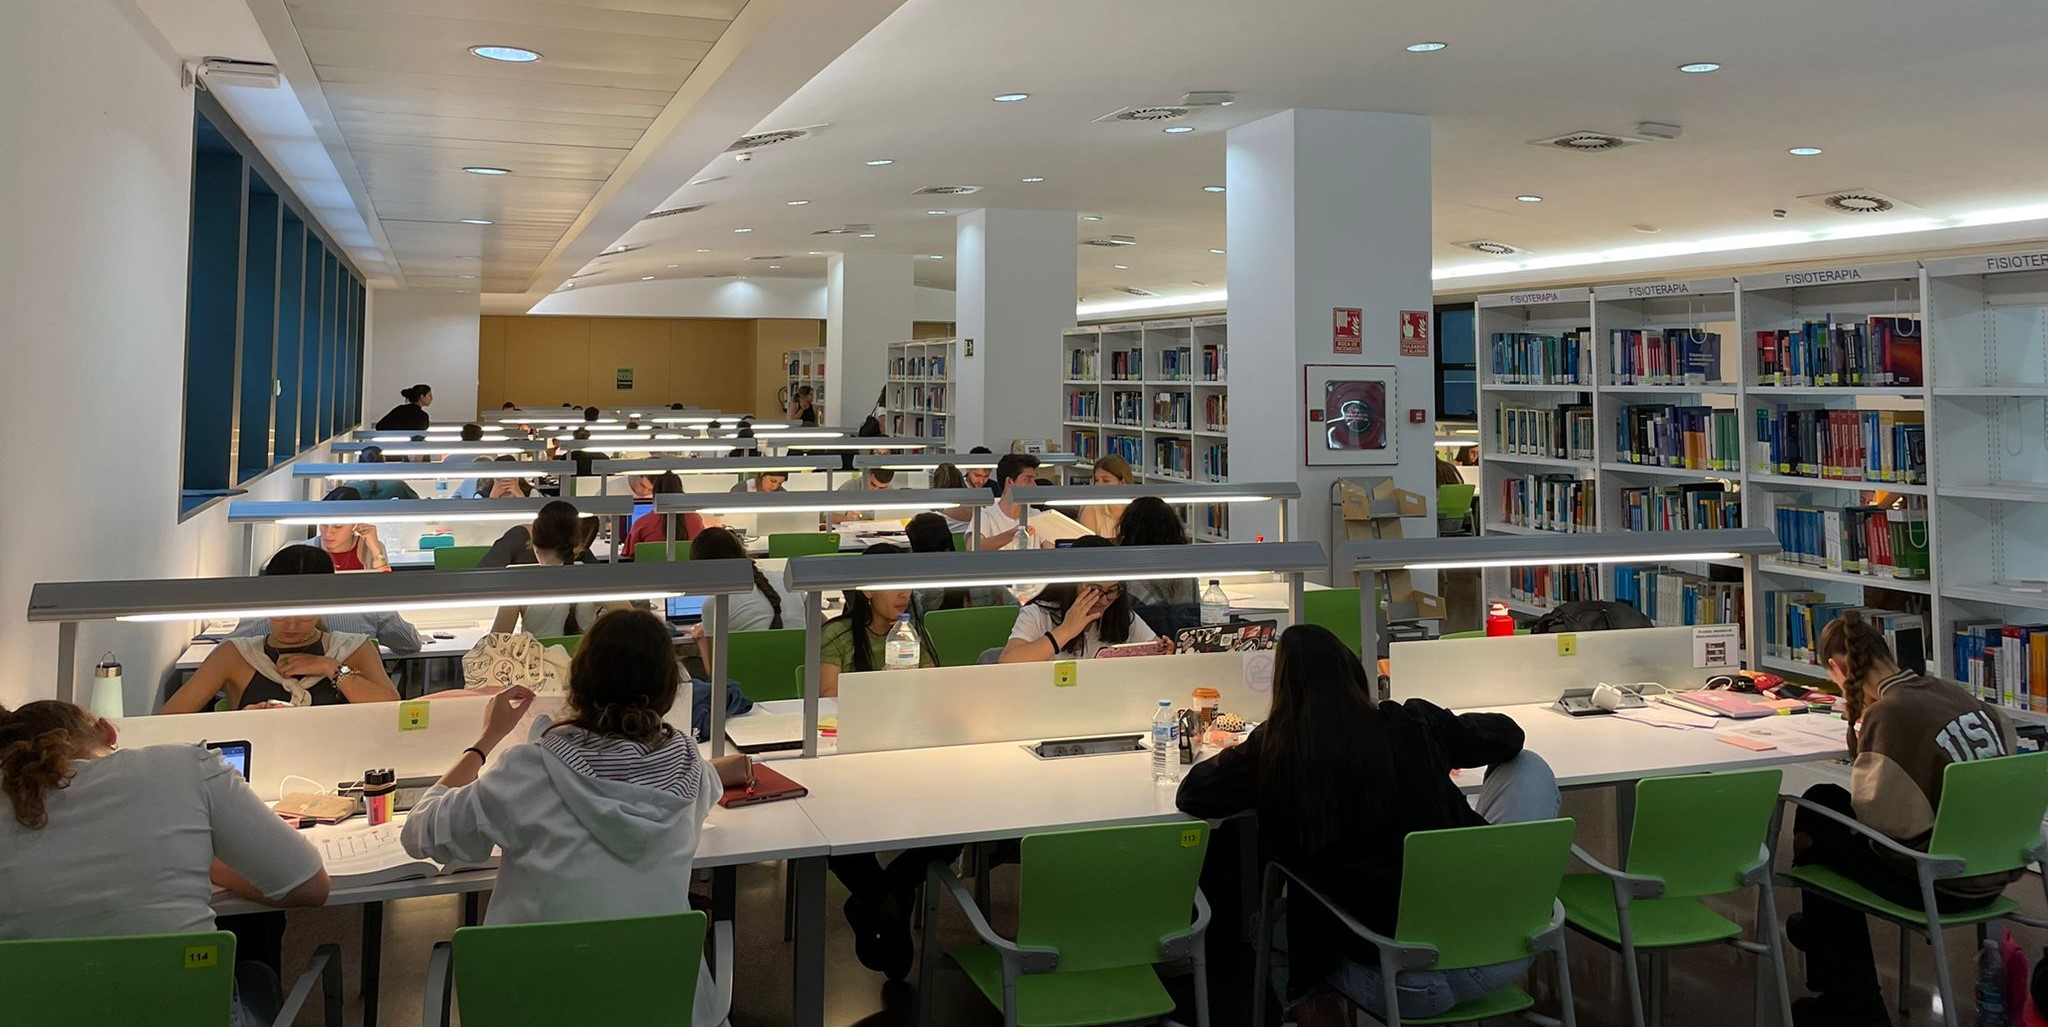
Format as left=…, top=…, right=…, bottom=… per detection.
left=1303, top=363, right=1398, bottom=467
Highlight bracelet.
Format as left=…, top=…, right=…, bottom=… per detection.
left=1043, top=630, right=1061, bottom=651
left=462, top=746, right=487, bottom=766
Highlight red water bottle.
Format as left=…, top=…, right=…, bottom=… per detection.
left=1485, top=601, right=1514, bottom=637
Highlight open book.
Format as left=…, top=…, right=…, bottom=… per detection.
left=315, top=822, right=499, bottom=887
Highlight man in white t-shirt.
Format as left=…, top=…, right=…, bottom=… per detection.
left=977, top=453, right=1054, bottom=550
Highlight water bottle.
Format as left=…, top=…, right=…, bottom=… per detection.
left=1486, top=601, right=1516, bottom=637
left=1151, top=700, right=1178, bottom=782
left=1200, top=580, right=1229, bottom=626
left=1976, top=939, right=2008, bottom=1027
left=885, top=614, right=922, bottom=669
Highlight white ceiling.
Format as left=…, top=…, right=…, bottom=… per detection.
left=561, top=0, right=2048, bottom=307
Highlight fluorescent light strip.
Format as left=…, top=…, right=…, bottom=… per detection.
left=569, top=443, right=736, bottom=453
left=564, top=433, right=690, bottom=442
left=118, top=590, right=680, bottom=623
left=322, top=470, right=551, bottom=480
left=1402, top=551, right=1739, bottom=572
left=1034, top=494, right=1276, bottom=506
left=853, top=569, right=1272, bottom=591
left=367, top=446, right=530, bottom=456
left=694, top=500, right=959, bottom=515
left=785, top=442, right=933, bottom=451
left=716, top=431, right=843, bottom=440
left=1433, top=439, right=1479, bottom=448
left=871, top=462, right=998, bottom=471
left=629, top=465, right=824, bottom=476
left=271, top=512, right=541, bottom=525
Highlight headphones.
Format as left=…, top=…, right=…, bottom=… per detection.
left=1591, top=683, right=1630, bottom=711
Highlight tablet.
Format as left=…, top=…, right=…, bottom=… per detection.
left=205, top=739, right=251, bottom=781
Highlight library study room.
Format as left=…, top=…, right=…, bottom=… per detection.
left=10, top=1, right=2048, bottom=1026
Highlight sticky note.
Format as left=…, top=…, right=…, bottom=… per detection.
left=1555, top=634, right=1578, bottom=657
left=1179, top=828, right=1201, bottom=848
left=1053, top=661, right=1079, bottom=687
left=398, top=701, right=430, bottom=732
left=183, top=945, right=219, bottom=970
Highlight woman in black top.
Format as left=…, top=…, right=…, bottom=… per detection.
left=1176, top=625, right=1559, bottom=1026
left=374, top=384, right=432, bottom=431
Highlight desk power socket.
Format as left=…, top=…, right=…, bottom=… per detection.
left=1027, top=734, right=1145, bottom=760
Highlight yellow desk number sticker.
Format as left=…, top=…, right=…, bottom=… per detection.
left=399, top=701, right=430, bottom=732
left=183, top=945, right=219, bottom=970
left=1053, top=661, right=1079, bottom=687
left=1555, top=633, right=1578, bottom=658
left=1179, top=828, right=1201, bottom=848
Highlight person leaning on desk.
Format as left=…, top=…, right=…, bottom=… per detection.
left=342, top=446, right=420, bottom=502
left=491, top=501, right=621, bottom=636
left=817, top=543, right=937, bottom=698
left=225, top=545, right=422, bottom=653
left=976, top=453, right=1055, bottom=551
left=904, top=513, right=1015, bottom=617
left=477, top=500, right=604, bottom=569
left=998, top=536, right=1160, bottom=661
left=827, top=467, right=897, bottom=526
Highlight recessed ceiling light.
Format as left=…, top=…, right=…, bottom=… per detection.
left=991, top=92, right=1031, bottom=102
left=667, top=264, right=679, bottom=268
left=926, top=210, right=949, bottom=216
left=1405, top=41, right=1448, bottom=52
left=1788, top=146, right=1824, bottom=156
left=786, top=199, right=809, bottom=206
left=807, top=250, right=824, bottom=255
left=769, top=265, right=782, bottom=269
left=1677, top=62, right=1722, bottom=74
left=459, top=218, right=494, bottom=225
left=1163, top=126, right=1194, bottom=135
left=928, top=254, right=944, bottom=260
left=1209, top=248, right=1225, bottom=254
left=1021, top=176, right=1045, bottom=183
left=457, top=274, right=477, bottom=279
left=463, top=166, right=510, bottom=175
left=865, top=158, right=894, bottom=166
left=1113, top=264, right=1130, bottom=270
left=1081, top=214, right=1103, bottom=222
left=697, top=248, right=712, bottom=253
left=733, top=227, right=753, bottom=233
left=1515, top=195, right=1543, bottom=203
left=641, top=276, right=655, bottom=281
left=858, top=233, right=877, bottom=238
left=687, top=175, right=726, bottom=187
left=469, top=45, right=541, bottom=63
left=1202, top=185, right=1225, bottom=193
left=1633, top=224, right=1661, bottom=234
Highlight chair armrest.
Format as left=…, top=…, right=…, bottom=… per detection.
left=929, top=864, right=1059, bottom=974
left=1159, top=888, right=1213, bottom=960
left=422, top=941, right=453, bottom=1027
left=1570, top=843, right=1664, bottom=901
left=1268, top=861, right=1439, bottom=971
left=1528, top=900, right=1571, bottom=956
left=1779, top=794, right=1968, bottom=878
left=274, top=943, right=342, bottom=1027
left=1738, top=844, right=1774, bottom=887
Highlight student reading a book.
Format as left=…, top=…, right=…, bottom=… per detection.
left=999, top=536, right=1161, bottom=661
left=904, top=513, right=1016, bottom=616
left=828, top=467, right=897, bottom=526
left=1076, top=453, right=1134, bottom=537
left=689, top=527, right=787, bottom=635
left=1787, top=611, right=2018, bottom=1027
left=1175, top=625, right=1557, bottom=1027
left=1116, top=496, right=1201, bottom=634
left=730, top=471, right=788, bottom=493
left=0, top=699, right=332, bottom=1025
left=401, top=609, right=723, bottom=1026
left=818, top=544, right=937, bottom=698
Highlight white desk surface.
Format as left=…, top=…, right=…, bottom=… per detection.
left=386, top=538, right=617, bottom=569
left=175, top=613, right=498, bottom=671
left=1463, top=703, right=1846, bottom=792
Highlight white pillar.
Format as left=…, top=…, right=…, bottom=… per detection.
left=825, top=253, right=913, bottom=428
left=1225, top=109, right=1436, bottom=570
left=954, top=208, right=1076, bottom=450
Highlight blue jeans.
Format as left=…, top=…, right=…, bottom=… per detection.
left=1271, top=751, right=1561, bottom=1019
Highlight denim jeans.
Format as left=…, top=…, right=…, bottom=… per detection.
left=1270, top=751, right=1562, bottom=1019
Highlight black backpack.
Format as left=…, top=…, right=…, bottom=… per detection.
left=1527, top=600, right=1653, bottom=634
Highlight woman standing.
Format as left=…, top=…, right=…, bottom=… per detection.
left=374, top=384, right=432, bottom=431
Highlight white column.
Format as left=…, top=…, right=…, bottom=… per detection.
left=954, top=208, right=1076, bottom=449
left=1225, top=109, right=1436, bottom=568
left=825, top=253, right=913, bottom=428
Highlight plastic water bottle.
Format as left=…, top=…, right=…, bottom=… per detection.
left=1976, top=939, right=2009, bottom=1027
left=1200, top=580, right=1229, bottom=626
left=1151, top=700, right=1179, bottom=782
left=885, top=614, right=921, bottom=669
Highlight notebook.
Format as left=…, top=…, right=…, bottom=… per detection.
left=1656, top=689, right=1777, bottom=719
left=313, top=823, right=500, bottom=886
left=717, top=764, right=808, bottom=808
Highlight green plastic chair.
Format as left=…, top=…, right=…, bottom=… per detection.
left=918, top=821, right=1213, bottom=1027
left=433, top=545, right=490, bottom=571
left=1302, top=587, right=1362, bottom=659
left=725, top=628, right=805, bottom=701
left=1254, top=818, right=1579, bottom=1027
left=1561, top=769, right=1789, bottom=1027
left=1436, top=485, right=1477, bottom=535
left=925, top=606, right=1021, bottom=667
left=634, top=541, right=687, bottom=563
left=953, top=532, right=969, bottom=551
left=426, top=912, right=709, bottom=1026
left=769, top=532, right=842, bottom=558
left=0, top=930, right=342, bottom=1026
left=1778, top=751, right=2048, bottom=1027
left=536, top=634, right=582, bottom=656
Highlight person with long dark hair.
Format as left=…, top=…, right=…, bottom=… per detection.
left=224, top=544, right=421, bottom=652
left=998, top=536, right=1158, bottom=661
left=623, top=472, right=703, bottom=560
left=904, top=512, right=1015, bottom=616
left=373, top=384, right=432, bottom=431
left=818, top=543, right=936, bottom=697
left=1116, top=495, right=1201, bottom=633
left=688, top=527, right=786, bottom=634
left=342, top=445, right=420, bottom=501
left=490, top=501, right=613, bottom=635
left=1177, top=624, right=1558, bottom=1026
left=402, top=608, right=723, bottom=1025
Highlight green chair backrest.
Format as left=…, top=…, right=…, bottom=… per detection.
left=1625, top=769, right=1781, bottom=899
left=434, top=545, right=491, bottom=571
left=635, top=541, right=687, bottom=563
left=1018, top=822, right=1209, bottom=973
left=1926, top=750, right=2048, bottom=876
left=1437, top=484, right=1477, bottom=520
left=453, top=913, right=704, bottom=1025
left=768, top=532, right=840, bottom=558
left=1395, top=818, right=1575, bottom=970
left=1302, top=588, right=1362, bottom=659
left=924, top=606, right=1019, bottom=667
left=952, top=532, right=968, bottom=551
left=727, top=628, right=806, bottom=701
left=537, top=635, right=582, bottom=656
left=0, top=930, right=236, bottom=1025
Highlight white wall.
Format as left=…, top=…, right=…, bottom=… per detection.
left=520, top=275, right=957, bottom=323
left=367, top=289, right=481, bottom=422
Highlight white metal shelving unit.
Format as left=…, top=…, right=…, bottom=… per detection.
left=884, top=338, right=955, bottom=444
left=784, top=346, right=825, bottom=422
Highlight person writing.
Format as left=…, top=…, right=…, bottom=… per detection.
left=163, top=557, right=402, bottom=712
left=316, top=486, right=389, bottom=571
left=624, top=472, right=704, bottom=560
left=818, top=544, right=937, bottom=698
left=829, top=467, right=897, bottom=526
left=905, top=513, right=1016, bottom=616
left=1176, top=625, right=1559, bottom=1026
left=373, top=383, right=432, bottom=431
left=401, top=609, right=724, bottom=1025
left=492, top=501, right=619, bottom=635
left=976, top=453, right=1053, bottom=550
left=1077, top=453, right=1134, bottom=537
left=477, top=500, right=602, bottom=568
left=225, top=545, right=422, bottom=653
left=998, top=536, right=1159, bottom=661
left=343, top=446, right=420, bottom=501
left=730, top=471, right=788, bottom=494
left=1116, top=496, right=1201, bottom=633
left=964, top=446, right=995, bottom=490
left=1785, top=612, right=2019, bottom=1026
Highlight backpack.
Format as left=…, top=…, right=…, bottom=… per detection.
left=1527, top=600, right=1653, bottom=634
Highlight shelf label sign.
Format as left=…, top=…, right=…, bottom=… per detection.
left=1693, top=624, right=1741, bottom=668
left=1624, top=282, right=1692, bottom=297
left=1399, top=310, right=1430, bottom=357
left=1503, top=290, right=1570, bottom=305
left=1333, top=307, right=1362, bottom=355
left=1981, top=251, right=2048, bottom=274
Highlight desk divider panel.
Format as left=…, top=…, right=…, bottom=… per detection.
left=1389, top=625, right=1701, bottom=709
left=835, top=650, right=1271, bottom=754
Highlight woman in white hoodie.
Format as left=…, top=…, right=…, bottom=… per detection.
left=402, top=608, right=722, bottom=1025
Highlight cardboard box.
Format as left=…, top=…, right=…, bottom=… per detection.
left=1338, top=477, right=1428, bottom=520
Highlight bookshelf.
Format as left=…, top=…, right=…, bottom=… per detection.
left=884, top=338, right=954, bottom=443
left=1060, top=314, right=1231, bottom=539
left=784, top=347, right=825, bottom=421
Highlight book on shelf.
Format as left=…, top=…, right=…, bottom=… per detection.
left=1499, top=474, right=1594, bottom=532
left=1191, top=501, right=1230, bottom=539
left=1151, top=391, right=1192, bottom=429
left=1203, top=394, right=1227, bottom=431
left=1754, top=317, right=1923, bottom=388
left=1200, top=344, right=1227, bottom=381
left=1200, top=443, right=1228, bottom=480
left=1152, top=437, right=1193, bottom=479
left=1764, top=596, right=1925, bottom=675
left=1489, top=329, right=1593, bottom=386
left=1955, top=621, right=2048, bottom=712
left=1749, top=406, right=1926, bottom=484
left=1155, top=346, right=1193, bottom=381
left=1759, top=493, right=1929, bottom=581
left=1611, top=565, right=1743, bottom=627
left=1105, top=433, right=1142, bottom=467
left=1618, top=483, right=1740, bottom=532
left=1508, top=563, right=1598, bottom=608
left=1108, top=347, right=1143, bottom=381
left=1110, top=389, right=1145, bottom=427
left=1493, top=404, right=1595, bottom=460
left=1067, top=391, right=1100, bottom=422
left=1606, top=328, right=1724, bottom=386
left=1069, top=431, right=1100, bottom=462
left=1067, top=347, right=1099, bottom=380
left=1614, top=405, right=1741, bottom=471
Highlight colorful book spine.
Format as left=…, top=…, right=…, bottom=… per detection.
left=1607, top=328, right=1723, bottom=386
left=1753, top=317, right=1923, bottom=388
left=1488, top=330, right=1594, bottom=385
left=1499, top=475, right=1594, bottom=532
left=1614, top=405, right=1740, bottom=471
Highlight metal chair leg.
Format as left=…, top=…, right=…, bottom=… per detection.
left=1897, top=927, right=1911, bottom=1015
left=1758, top=882, right=1794, bottom=1027
left=1925, top=923, right=1960, bottom=1027
left=1647, top=950, right=1665, bottom=1027
left=1251, top=866, right=1281, bottom=1027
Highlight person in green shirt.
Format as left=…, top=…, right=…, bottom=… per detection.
left=818, top=543, right=935, bottom=697
left=343, top=446, right=420, bottom=501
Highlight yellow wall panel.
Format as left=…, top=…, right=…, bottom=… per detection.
left=586, top=318, right=673, bottom=408
left=666, top=319, right=756, bottom=412
left=477, top=317, right=507, bottom=410
left=479, top=315, right=823, bottom=417
left=500, top=316, right=592, bottom=408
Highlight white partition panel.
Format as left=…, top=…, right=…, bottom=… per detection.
left=1389, top=625, right=1699, bottom=709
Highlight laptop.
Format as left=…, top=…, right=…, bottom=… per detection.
left=666, top=595, right=708, bottom=623
left=1173, top=619, right=1280, bottom=654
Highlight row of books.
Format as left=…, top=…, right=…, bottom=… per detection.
left=1069, top=431, right=1099, bottom=462
left=1108, top=390, right=1146, bottom=427
left=1199, top=344, right=1227, bottom=381
left=1153, top=438, right=1194, bottom=479
left=1489, top=330, right=1593, bottom=385
left=889, top=353, right=948, bottom=379
left=1749, top=407, right=1926, bottom=484
left=1762, top=496, right=1930, bottom=580
left=1617, top=484, right=1740, bottom=533
left=1153, top=392, right=1192, bottom=430
left=1494, top=404, right=1596, bottom=461
left=1761, top=595, right=1925, bottom=672
left=890, top=384, right=946, bottom=412
left=784, top=352, right=822, bottom=379
left=1066, top=348, right=1099, bottom=380
left=1067, top=391, right=1100, bottom=422
left=1155, top=346, right=1195, bottom=381
left=1607, top=328, right=1725, bottom=386
left=1614, top=405, right=1743, bottom=471
left=888, top=414, right=948, bottom=439
left=1103, top=432, right=1142, bottom=467
left=1755, top=317, right=1922, bottom=388
left=1204, top=394, right=1228, bottom=432
left=1106, top=347, right=1144, bottom=381
left=1201, top=443, right=1228, bottom=480
left=1190, top=502, right=1231, bottom=540
left=1613, top=566, right=1743, bottom=627
left=1508, top=563, right=1599, bottom=609
left=1499, top=474, right=1594, bottom=532
left=1956, top=621, right=2048, bottom=712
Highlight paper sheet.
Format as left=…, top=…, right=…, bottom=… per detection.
left=1613, top=706, right=1717, bottom=730
left=1718, top=716, right=1849, bottom=756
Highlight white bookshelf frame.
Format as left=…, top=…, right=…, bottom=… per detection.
left=784, top=346, right=826, bottom=422
left=884, top=339, right=955, bottom=444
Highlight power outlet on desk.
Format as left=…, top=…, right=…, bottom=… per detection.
left=1025, top=734, right=1145, bottom=760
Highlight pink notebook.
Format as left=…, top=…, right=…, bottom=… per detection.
left=1660, top=690, right=1776, bottom=719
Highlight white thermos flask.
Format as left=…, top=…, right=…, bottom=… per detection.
left=90, top=653, right=124, bottom=719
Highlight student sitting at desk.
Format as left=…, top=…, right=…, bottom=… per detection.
left=226, top=545, right=423, bottom=653
left=1116, top=496, right=1201, bottom=634
left=477, top=501, right=603, bottom=569
left=904, top=513, right=1015, bottom=616
left=343, top=446, right=420, bottom=501
left=164, top=574, right=403, bottom=713
left=688, top=527, right=787, bottom=634
left=1176, top=624, right=1559, bottom=1027
left=999, top=536, right=1159, bottom=661
left=977, top=453, right=1053, bottom=550
left=623, top=472, right=704, bottom=560
left=492, top=502, right=620, bottom=635
left=0, top=700, right=332, bottom=1023
left=818, top=544, right=937, bottom=698
left=1077, top=453, right=1134, bottom=537
left=401, top=610, right=724, bottom=1025
left=827, top=467, right=897, bottom=526
left=317, top=486, right=389, bottom=571
left=729, top=471, right=787, bottom=493
left=964, top=446, right=994, bottom=490
left=929, top=463, right=978, bottom=531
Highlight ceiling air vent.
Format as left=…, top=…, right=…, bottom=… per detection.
left=1798, top=189, right=1915, bottom=216
left=599, top=244, right=643, bottom=256
left=1095, top=106, right=1189, bottom=123
left=1082, top=236, right=1137, bottom=248
left=1115, top=286, right=1160, bottom=297
left=811, top=223, right=874, bottom=236
left=748, top=255, right=792, bottom=261
left=643, top=204, right=706, bottom=220
left=1456, top=240, right=1524, bottom=256
left=1526, top=130, right=1645, bottom=153
left=726, top=128, right=808, bottom=152
left=913, top=185, right=982, bottom=196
